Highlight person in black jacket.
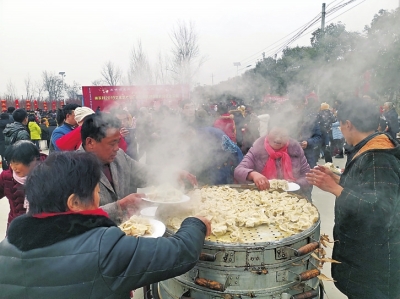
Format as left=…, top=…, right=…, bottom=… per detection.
left=0, top=151, right=211, bottom=299
left=297, top=101, right=322, bottom=168
left=307, top=99, right=400, bottom=298
left=0, top=112, right=12, bottom=167
left=382, top=101, right=399, bottom=140
left=39, top=118, right=50, bottom=149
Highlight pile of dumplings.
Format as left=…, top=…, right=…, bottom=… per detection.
left=119, top=215, right=154, bottom=237
left=167, top=186, right=318, bottom=243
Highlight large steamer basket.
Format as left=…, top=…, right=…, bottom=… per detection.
left=155, top=185, right=322, bottom=299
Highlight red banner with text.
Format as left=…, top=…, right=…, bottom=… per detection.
left=82, top=85, right=190, bottom=111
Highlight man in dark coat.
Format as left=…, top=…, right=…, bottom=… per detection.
left=307, top=99, right=400, bottom=299
left=382, top=101, right=399, bottom=140
left=0, top=113, right=12, bottom=167
left=297, top=103, right=322, bottom=168
left=3, top=109, right=30, bottom=169
left=39, top=118, right=50, bottom=148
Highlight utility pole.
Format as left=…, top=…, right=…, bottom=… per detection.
left=321, top=3, right=326, bottom=32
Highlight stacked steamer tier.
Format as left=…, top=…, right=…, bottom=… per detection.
left=156, top=185, right=322, bottom=299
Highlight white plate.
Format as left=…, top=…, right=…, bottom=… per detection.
left=142, top=219, right=166, bottom=238
left=140, top=206, right=158, bottom=217
left=286, top=182, right=300, bottom=192
left=142, top=195, right=190, bottom=204
left=268, top=181, right=300, bottom=192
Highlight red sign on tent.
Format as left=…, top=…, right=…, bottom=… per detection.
left=82, top=85, right=190, bottom=111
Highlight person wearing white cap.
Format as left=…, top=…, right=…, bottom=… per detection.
left=55, top=107, right=95, bottom=151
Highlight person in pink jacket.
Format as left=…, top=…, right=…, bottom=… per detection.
left=234, top=115, right=312, bottom=200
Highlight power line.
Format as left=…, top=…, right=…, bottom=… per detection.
left=220, top=0, right=367, bottom=80
left=240, top=0, right=360, bottom=65
left=259, top=0, right=368, bottom=60
left=237, top=12, right=322, bottom=64
left=266, top=0, right=366, bottom=59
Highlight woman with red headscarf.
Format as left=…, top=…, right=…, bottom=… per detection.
left=234, top=115, right=312, bottom=200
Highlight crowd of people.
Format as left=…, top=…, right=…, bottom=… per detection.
left=0, top=95, right=399, bottom=298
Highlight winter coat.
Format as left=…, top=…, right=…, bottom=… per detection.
left=3, top=122, right=30, bottom=152
left=0, top=118, right=12, bottom=155
left=332, top=133, right=400, bottom=298
left=234, top=137, right=311, bottom=198
left=317, top=109, right=336, bottom=133
left=47, top=124, right=57, bottom=140
left=331, top=121, right=343, bottom=140
left=28, top=121, right=41, bottom=140
left=0, top=213, right=206, bottom=299
left=39, top=124, right=50, bottom=140
left=50, top=123, right=75, bottom=152
left=188, top=127, right=243, bottom=185
left=77, top=148, right=149, bottom=224
left=297, top=112, right=322, bottom=168
left=383, top=108, right=399, bottom=139
left=0, top=118, right=11, bottom=143
left=0, top=154, right=47, bottom=230
left=213, top=114, right=237, bottom=143
left=0, top=170, right=25, bottom=231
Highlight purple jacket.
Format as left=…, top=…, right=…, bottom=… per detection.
left=234, top=136, right=311, bottom=195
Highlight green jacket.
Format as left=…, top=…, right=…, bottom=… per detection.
left=333, top=133, right=400, bottom=298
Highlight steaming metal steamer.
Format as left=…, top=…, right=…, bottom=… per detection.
left=154, top=185, right=322, bottom=299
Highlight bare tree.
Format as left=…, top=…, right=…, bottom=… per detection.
left=5, top=80, right=18, bottom=100
left=101, top=61, right=122, bottom=86
left=154, top=51, right=171, bottom=85
left=66, top=81, right=81, bottom=99
left=92, top=79, right=104, bottom=86
left=35, top=80, right=45, bottom=100
left=42, top=71, right=64, bottom=100
left=127, top=40, right=153, bottom=85
left=24, top=74, right=33, bottom=99
left=169, top=20, right=207, bottom=86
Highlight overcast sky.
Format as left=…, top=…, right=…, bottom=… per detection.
left=0, top=0, right=398, bottom=97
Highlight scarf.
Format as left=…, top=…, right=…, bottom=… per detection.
left=13, top=171, right=27, bottom=185
left=13, top=171, right=30, bottom=211
left=33, top=208, right=109, bottom=219
left=262, top=137, right=295, bottom=181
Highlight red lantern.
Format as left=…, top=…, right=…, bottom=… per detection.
left=43, top=102, right=48, bottom=111
left=15, top=99, right=19, bottom=108
left=52, top=101, right=57, bottom=111
left=26, top=100, right=31, bottom=111
left=1, top=100, right=6, bottom=112
left=34, top=100, right=38, bottom=110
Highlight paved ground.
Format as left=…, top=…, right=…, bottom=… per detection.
left=0, top=155, right=347, bottom=298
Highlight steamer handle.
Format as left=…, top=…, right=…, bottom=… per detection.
left=296, top=269, right=321, bottom=282
left=294, top=242, right=319, bottom=257
left=180, top=297, right=194, bottom=299
left=290, top=289, right=319, bottom=299
left=194, top=277, right=225, bottom=292
left=199, top=253, right=217, bottom=262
